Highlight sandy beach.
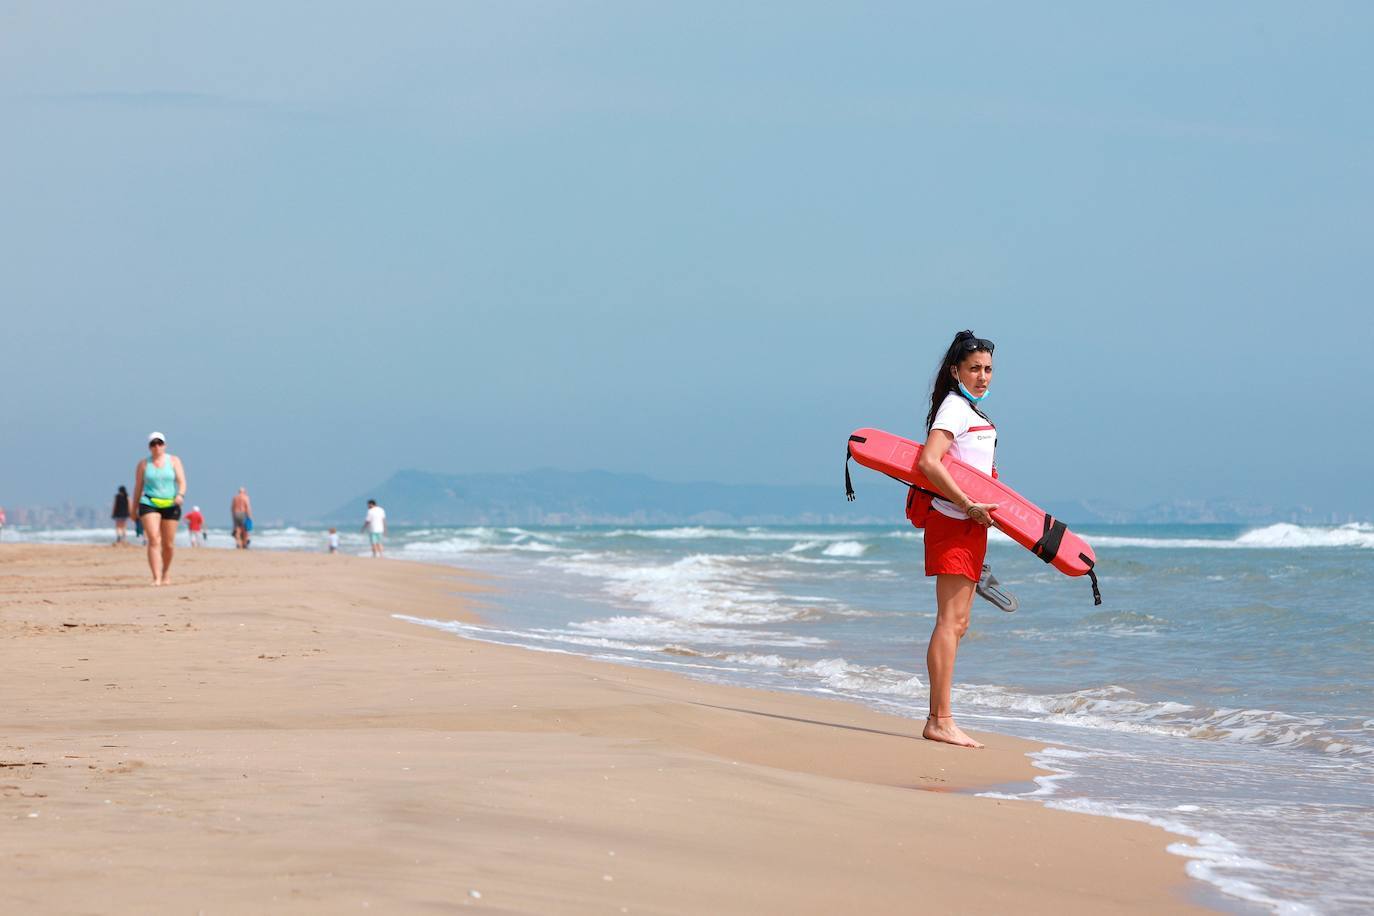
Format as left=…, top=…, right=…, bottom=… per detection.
left=1, top=545, right=1203, bottom=914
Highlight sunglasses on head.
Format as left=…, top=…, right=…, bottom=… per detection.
left=956, top=336, right=994, bottom=354
left=149, top=439, right=165, bottom=447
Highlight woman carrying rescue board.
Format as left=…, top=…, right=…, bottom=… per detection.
left=916, top=330, right=998, bottom=749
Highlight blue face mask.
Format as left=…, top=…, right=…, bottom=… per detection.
left=958, top=381, right=988, bottom=404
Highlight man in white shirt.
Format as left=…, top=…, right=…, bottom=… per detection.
left=361, top=499, right=387, bottom=557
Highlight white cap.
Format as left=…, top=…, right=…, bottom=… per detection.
left=192, top=506, right=200, bottom=512
left=148, top=431, right=166, bottom=444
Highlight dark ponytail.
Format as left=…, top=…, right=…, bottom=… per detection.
left=926, top=330, right=993, bottom=430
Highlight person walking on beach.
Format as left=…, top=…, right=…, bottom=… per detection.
left=112, top=486, right=131, bottom=545
left=0, top=506, right=6, bottom=541
left=231, top=488, right=253, bottom=549
left=915, top=331, right=999, bottom=749
left=185, top=505, right=205, bottom=546
left=131, top=431, right=187, bottom=586
left=327, top=528, right=340, bottom=554
left=361, top=499, right=386, bottom=557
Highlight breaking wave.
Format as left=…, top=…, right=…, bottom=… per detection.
left=1093, top=523, right=1374, bottom=550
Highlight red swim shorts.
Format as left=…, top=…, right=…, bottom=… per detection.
left=923, top=510, right=988, bottom=581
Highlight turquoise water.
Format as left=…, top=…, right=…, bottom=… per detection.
left=18, top=521, right=1374, bottom=912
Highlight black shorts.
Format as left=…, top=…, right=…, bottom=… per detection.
left=138, top=503, right=181, bottom=521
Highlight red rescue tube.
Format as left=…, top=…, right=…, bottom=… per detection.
left=846, top=427, right=1101, bottom=603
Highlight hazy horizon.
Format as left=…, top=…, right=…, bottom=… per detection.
left=3, top=3, right=1370, bottom=521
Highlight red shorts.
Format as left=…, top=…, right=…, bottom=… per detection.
left=923, top=510, right=988, bottom=581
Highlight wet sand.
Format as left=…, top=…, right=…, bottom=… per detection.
left=0, top=545, right=1204, bottom=913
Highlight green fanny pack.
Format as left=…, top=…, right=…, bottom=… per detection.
left=146, top=495, right=177, bottom=509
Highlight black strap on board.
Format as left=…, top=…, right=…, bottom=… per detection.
left=844, top=435, right=866, bottom=501
left=1080, top=553, right=1103, bottom=606
left=1032, top=512, right=1104, bottom=605
left=1031, top=513, right=1067, bottom=563
left=848, top=433, right=1102, bottom=605
left=846, top=434, right=935, bottom=501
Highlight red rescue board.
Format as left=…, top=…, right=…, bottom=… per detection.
left=846, top=427, right=1101, bottom=604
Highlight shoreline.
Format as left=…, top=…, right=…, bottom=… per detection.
left=2, top=545, right=1207, bottom=913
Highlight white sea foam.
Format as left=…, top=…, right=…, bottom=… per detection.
left=391, top=616, right=749, bottom=672
left=641, top=649, right=1372, bottom=760
left=999, top=749, right=1316, bottom=915
left=603, top=526, right=722, bottom=540
left=603, top=527, right=874, bottom=542
left=391, top=615, right=796, bottom=661
left=248, top=527, right=345, bottom=550
left=1092, top=522, right=1374, bottom=550
left=403, top=536, right=486, bottom=553
left=565, top=617, right=827, bottom=648
left=548, top=552, right=822, bottom=625
left=394, top=526, right=567, bottom=556
left=1079, top=610, right=1171, bottom=638
left=719, top=653, right=924, bottom=695
left=954, top=683, right=1373, bottom=759
left=9, top=525, right=248, bottom=548
left=1235, top=522, right=1374, bottom=548
left=820, top=540, right=868, bottom=557
left=5, top=527, right=103, bottom=542
left=778, top=554, right=878, bottom=566
left=404, top=536, right=561, bottom=555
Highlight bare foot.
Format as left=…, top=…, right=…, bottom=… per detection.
left=922, top=715, right=984, bottom=748
left=150, top=579, right=163, bottom=587
left=159, top=577, right=172, bottom=585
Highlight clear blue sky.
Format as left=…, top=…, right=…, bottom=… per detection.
left=3, top=2, right=1370, bottom=521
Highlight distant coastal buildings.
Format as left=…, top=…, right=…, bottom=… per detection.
left=2, top=504, right=288, bottom=531
left=3, top=502, right=104, bottom=529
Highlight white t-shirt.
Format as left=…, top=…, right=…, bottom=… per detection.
left=365, top=506, right=386, bottom=533
left=328, top=531, right=340, bottom=548
left=928, top=392, right=997, bottom=519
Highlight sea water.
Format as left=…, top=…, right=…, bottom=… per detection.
left=17, top=521, right=1373, bottom=912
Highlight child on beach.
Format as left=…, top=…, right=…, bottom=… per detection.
left=328, top=528, right=339, bottom=554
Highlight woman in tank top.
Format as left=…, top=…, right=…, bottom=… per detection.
left=132, top=431, right=187, bottom=586
left=915, top=331, right=998, bottom=748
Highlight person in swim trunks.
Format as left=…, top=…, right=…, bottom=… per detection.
left=231, top=487, right=253, bottom=549
left=185, top=505, right=205, bottom=546
left=916, top=331, right=999, bottom=749
left=361, top=499, right=386, bottom=557
left=131, top=431, right=187, bottom=586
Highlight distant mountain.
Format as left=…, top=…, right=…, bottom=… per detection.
left=320, top=468, right=906, bottom=526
